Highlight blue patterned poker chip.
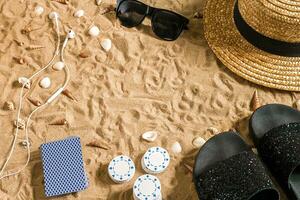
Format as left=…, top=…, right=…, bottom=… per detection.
left=108, top=155, right=135, bottom=183
left=133, top=174, right=162, bottom=200
left=142, top=147, right=170, bottom=174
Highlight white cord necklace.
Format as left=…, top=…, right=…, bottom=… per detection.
left=0, top=12, right=75, bottom=180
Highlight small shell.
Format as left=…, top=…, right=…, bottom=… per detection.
left=192, top=136, right=206, bottom=148
left=295, top=99, right=300, bottom=110
left=20, top=140, right=31, bottom=148
left=62, top=89, right=77, bottom=101
left=34, top=5, right=44, bottom=16
left=49, top=119, right=68, bottom=125
left=183, top=163, right=193, bottom=173
left=3, top=101, right=15, bottom=111
left=14, top=40, right=24, bottom=46
left=142, top=131, right=158, bottom=142
left=171, top=141, right=182, bottom=154
left=88, top=25, right=100, bottom=37
left=207, top=127, right=219, bottom=135
left=18, top=77, right=31, bottom=89
left=100, top=38, right=112, bottom=52
left=13, top=57, right=25, bottom=64
left=26, top=45, right=45, bottom=50
left=21, top=27, right=32, bottom=34
left=27, top=97, right=42, bottom=106
left=74, top=9, right=85, bottom=18
left=51, top=0, right=69, bottom=4
left=193, top=11, right=203, bottom=19
left=53, top=61, right=65, bottom=71
left=14, top=118, right=25, bottom=130
left=252, top=148, right=258, bottom=155
left=79, top=50, right=91, bottom=58
left=250, top=90, right=261, bottom=111
left=95, top=0, right=102, bottom=5
left=39, top=77, right=51, bottom=89
left=86, top=140, right=110, bottom=150
left=99, top=5, right=115, bottom=15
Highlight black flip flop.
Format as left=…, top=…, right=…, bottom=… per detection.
left=250, top=104, right=300, bottom=200
left=193, top=131, right=279, bottom=200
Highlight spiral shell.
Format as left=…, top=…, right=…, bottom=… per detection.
left=142, top=131, right=158, bottom=142
left=26, top=45, right=45, bottom=50
left=51, top=0, right=69, bottom=4
left=250, top=90, right=261, bottom=111
left=49, top=119, right=68, bottom=126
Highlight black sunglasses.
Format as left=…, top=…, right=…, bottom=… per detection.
left=116, top=0, right=189, bottom=41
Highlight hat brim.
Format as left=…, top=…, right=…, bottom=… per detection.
left=204, top=0, right=300, bottom=91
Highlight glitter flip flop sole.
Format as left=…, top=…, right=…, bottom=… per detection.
left=250, top=104, right=300, bottom=200
left=193, top=131, right=279, bottom=200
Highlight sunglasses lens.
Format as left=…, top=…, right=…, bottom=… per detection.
left=152, top=11, right=185, bottom=40
left=117, top=1, right=147, bottom=27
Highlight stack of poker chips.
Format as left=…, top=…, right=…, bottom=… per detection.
left=108, top=155, right=136, bottom=183
left=107, top=147, right=170, bottom=200
left=141, top=147, right=170, bottom=174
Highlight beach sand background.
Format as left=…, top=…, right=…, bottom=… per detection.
left=0, top=0, right=294, bottom=199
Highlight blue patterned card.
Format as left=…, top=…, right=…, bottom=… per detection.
left=40, top=136, right=88, bottom=197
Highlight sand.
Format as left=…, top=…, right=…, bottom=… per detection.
left=0, top=0, right=294, bottom=199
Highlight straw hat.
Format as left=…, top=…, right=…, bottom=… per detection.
left=204, top=0, right=300, bottom=91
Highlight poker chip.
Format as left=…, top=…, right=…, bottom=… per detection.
left=108, top=155, right=135, bottom=183
left=141, top=147, right=170, bottom=174
left=133, top=174, right=162, bottom=200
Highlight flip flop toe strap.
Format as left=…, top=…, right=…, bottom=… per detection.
left=258, top=122, right=300, bottom=186
left=196, top=151, right=277, bottom=200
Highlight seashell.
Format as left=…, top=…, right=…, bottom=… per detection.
left=26, top=45, right=45, bottom=50
left=250, top=90, right=261, bottom=111
left=74, top=9, right=85, bottom=18
left=193, top=11, right=203, bottom=19
left=49, top=119, right=68, bottom=126
left=52, top=61, right=65, bottom=71
left=3, top=101, right=15, bottom=111
left=86, top=140, right=110, bottom=150
left=14, top=118, right=25, bottom=130
left=142, top=131, right=158, bottom=142
left=18, top=77, right=31, bottom=89
left=295, top=99, right=300, bottom=110
left=252, top=148, right=258, bottom=155
left=100, top=38, right=112, bottom=52
left=21, top=27, right=33, bottom=34
left=14, top=40, right=24, bottom=46
left=99, top=5, right=115, bottom=15
left=79, top=50, right=91, bottom=58
left=183, top=163, right=193, bottom=173
left=51, top=0, right=69, bottom=4
left=95, top=0, right=102, bottom=5
left=192, top=136, right=206, bottom=148
left=39, top=77, right=51, bottom=89
left=62, top=89, right=77, bottom=101
left=27, top=97, right=42, bottom=106
left=207, top=127, right=219, bottom=135
left=171, top=141, right=182, bottom=154
left=88, top=25, right=100, bottom=37
left=20, top=140, right=31, bottom=148
left=13, top=57, right=25, bottom=64
left=34, top=5, right=44, bottom=16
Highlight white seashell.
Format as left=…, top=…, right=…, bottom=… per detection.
left=101, top=38, right=112, bottom=52
left=18, top=77, right=31, bottom=89
left=53, top=61, right=65, bottom=71
left=171, top=142, right=182, bottom=154
left=192, top=137, right=206, bottom=148
left=142, top=131, right=158, bottom=142
left=74, top=9, right=85, bottom=18
left=49, top=12, right=59, bottom=20
left=96, top=0, right=102, bottom=5
left=207, top=127, right=219, bottom=135
left=34, top=5, right=44, bottom=16
left=39, top=77, right=51, bottom=89
left=88, top=25, right=100, bottom=37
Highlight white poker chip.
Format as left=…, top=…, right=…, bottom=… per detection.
left=108, top=155, right=135, bottom=183
left=141, top=147, right=170, bottom=174
left=133, top=174, right=162, bottom=200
